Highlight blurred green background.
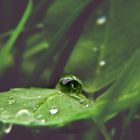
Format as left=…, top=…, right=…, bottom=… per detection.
left=0, top=0, right=140, bottom=140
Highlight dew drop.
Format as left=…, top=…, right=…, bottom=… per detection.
left=85, top=103, right=90, bottom=108
left=99, top=60, right=106, bottom=66
left=4, top=124, right=12, bottom=134
left=79, top=99, right=91, bottom=108
left=49, top=107, right=59, bottom=115
left=16, top=109, right=33, bottom=122
left=96, top=16, right=107, bottom=25
left=57, top=75, right=83, bottom=94
left=8, top=96, right=16, bottom=105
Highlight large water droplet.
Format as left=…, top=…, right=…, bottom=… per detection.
left=96, top=16, right=107, bottom=25
left=49, top=107, right=59, bottom=115
left=16, top=109, right=33, bottom=122
left=57, top=75, right=83, bottom=94
left=99, top=60, right=106, bottom=66
left=4, top=124, right=12, bottom=134
left=8, top=96, right=16, bottom=105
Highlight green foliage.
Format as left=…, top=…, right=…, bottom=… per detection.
left=0, top=0, right=140, bottom=139
left=0, top=0, right=32, bottom=73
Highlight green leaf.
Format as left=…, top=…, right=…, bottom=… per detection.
left=0, top=88, right=93, bottom=127
left=0, top=0, right=33, bottom=73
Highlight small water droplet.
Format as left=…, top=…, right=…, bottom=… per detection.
left=99, top=60, right=106, bottom=66
left=16, top=109, right=33, bottom=122
left=85, top=103, right=90, bottom=108
left=96, top=16, right=107, bottom=25
left=79, top=99, right=91, bottom=108
left=8, top=96, right=16, bottom=105
left=4, top=124, right=12, bottom=134
left=49, top=107, right=59, bottom=115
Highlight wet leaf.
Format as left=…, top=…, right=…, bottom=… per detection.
left=0, top=88, right=93, bottom=127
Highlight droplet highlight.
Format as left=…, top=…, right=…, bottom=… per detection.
left=96, top=16, right=107, bottom=25
left=49, top=107, right=59, bottom=115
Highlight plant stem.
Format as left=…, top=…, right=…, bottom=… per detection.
left=93, top=119, right=112, bottom=140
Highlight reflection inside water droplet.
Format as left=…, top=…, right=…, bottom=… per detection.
left=16, top=109, right=33, bottom=122
left=49, top=107, right=59, bottom=115
left=96, top=16, right=107, bottom=25
left=57, top=75, right=83, bottom=94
